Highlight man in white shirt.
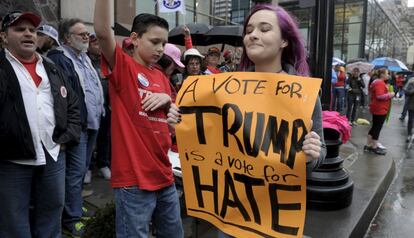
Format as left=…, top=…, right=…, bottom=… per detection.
left=0, top=11, right=81, bottom=237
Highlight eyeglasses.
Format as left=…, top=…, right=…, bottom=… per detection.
left=70, top=31, right=90, bottom=38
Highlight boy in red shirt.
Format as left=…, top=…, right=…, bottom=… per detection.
left=94, top=1, right=183, bottom=237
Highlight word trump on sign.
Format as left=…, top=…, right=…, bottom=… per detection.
left=175, top=72, right=322, bottom=238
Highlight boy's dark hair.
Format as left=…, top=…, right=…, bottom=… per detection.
left=131, top=13, right=169, bottom=37
left=58, top=18, right=83, bottom=43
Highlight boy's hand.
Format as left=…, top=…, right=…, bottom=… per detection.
left=142, top=93, right=171, bottom=111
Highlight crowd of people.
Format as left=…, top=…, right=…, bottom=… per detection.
left=0, top=0, right=367, bottom=237
left=330, top=63, right=414, bottom=156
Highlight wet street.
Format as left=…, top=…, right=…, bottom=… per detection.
left=365, top=99, right=414, bottom=238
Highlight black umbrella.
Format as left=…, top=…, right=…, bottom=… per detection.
left=205, top=25, right=244, bottom=47
left=168, top=23, right=211, bottom=46
left=114, top=22, right=131, bottom=37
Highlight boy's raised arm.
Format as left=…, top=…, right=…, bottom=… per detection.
left=94, top=0, right=116, bottom=68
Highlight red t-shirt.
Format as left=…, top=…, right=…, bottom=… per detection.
left=22, top=58, right=42, bottom=87
left=103, top=45, right=174, bottom=190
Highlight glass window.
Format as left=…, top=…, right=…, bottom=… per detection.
left=178, top=10, right=194, bottom=25
left=333, top=45, right=344, bottom=60
left=136, top=0, right=155, bottom=15
left=334, top=4, right=345, bottom=25
left=195, top=1, right=211, bottom=24
left=159, top=12, right=177, bottom=28
left=346, top=44, right=360, bottom=61
left=344, top=2, right=363, bottom=23
left=334, top=24, right=344, bottom=44
left=345, top=23, right=361, bottom=44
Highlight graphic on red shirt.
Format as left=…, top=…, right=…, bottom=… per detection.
left=103, top=45, right=173, bottom=191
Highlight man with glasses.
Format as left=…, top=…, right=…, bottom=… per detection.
left=47, top=18, right=104, bottom=237
left=0, top=11, right=81, bottom=237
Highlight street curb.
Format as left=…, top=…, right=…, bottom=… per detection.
left=349, top=153, right=395, bottom=238
left=304, top=151, right=395, bottom=238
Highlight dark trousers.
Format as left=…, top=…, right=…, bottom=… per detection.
left=369, top=114, right=387, bottom=140
left=408, top=110, right=414, bottom=135
left=94, top=114, right=111, bottom=169
left=346, top=93, right=360, bottom=122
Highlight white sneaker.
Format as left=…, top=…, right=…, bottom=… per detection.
left=99, top=167, right=111, bottom=180
left=83, top=170, right=92, bottom=184
left=377, top=142, right=387, bottom=150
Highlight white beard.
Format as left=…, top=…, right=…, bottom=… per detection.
left=72, top=39, right=88, bottom=53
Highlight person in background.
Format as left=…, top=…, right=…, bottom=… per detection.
left=47, top=18, right=104, bottom=237
left=395, top=73, right=405, bottom=99
left=361, top=71, right=371, bottom=108
left=167, top=2, right=326, bottom=237
left=219, top=49, right=235, bottom=72
left=181, top=48, right=206, bottom=81
left=346, top=67, right=365, bottom=125
left=36, top=24, right=60, bottom=55
left=330, top=65, right=338, bottom=110
left=87, top=33, right=112, bottom=180
left=332, top=66, right=347, bottom=113
left=402, top=77, right=414, bottom=142
left=0, top=11, right=80, bottom=237
left=364, top=68, right=394, bottom=155
left=155, top=43, right=185, bottom=153
left=94, top=1, right=184, bottom=237
left=122, top=37, right=134, bottom=56
left=204, top=46, right=222, bottom=74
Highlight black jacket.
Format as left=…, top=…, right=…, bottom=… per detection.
left=0, top=50, right=81, bottom=160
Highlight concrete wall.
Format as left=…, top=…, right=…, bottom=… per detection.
left=0, top=0, right=59, bottom=26
left=60, top=0, right=113, bottom=30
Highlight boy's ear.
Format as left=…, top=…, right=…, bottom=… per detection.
left=130, top=32, right=139, bottom=47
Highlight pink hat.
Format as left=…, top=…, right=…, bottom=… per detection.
left=164, top=43, right=184, bottom=68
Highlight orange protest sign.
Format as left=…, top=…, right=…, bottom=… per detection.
left=175, top=72, right=322, bottom=238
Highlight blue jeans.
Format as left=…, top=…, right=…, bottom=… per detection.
left=114, top=184, right=183, bottom=238
left=332, top=87, right=345, bottom=113
left=0, top=150, right=65, bottom=238
left=63, top=130, right=88, bottom=226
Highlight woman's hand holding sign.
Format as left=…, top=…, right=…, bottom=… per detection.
left=303, top=120, right=322, bottom=163
left=167, top=103, right=181, bottom=125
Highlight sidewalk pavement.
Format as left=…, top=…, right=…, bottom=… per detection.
left=84, top=102, right=403, bottom=238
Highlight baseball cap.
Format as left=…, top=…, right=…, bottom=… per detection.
left=164, top=43, right=184, bottom=68
left=2, top=11, right=41, bottom=31
left=207, top=47, right=220, bottom=56
left=223, top=50, right=232, bottom=59
left=122, top=37, right=133, bottom=49
left=37, top=24, right=60, bottom=46
left=183, top=48, right=204, bottom=61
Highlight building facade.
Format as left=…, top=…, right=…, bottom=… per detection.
left=1, top=0, right=411, bottom=66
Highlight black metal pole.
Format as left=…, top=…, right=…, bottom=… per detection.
left=311, top=0, right=335, bottom=110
